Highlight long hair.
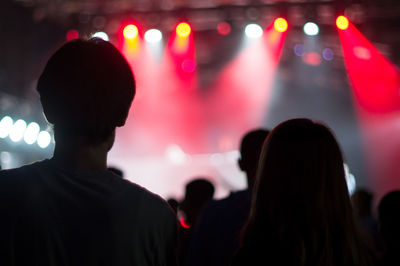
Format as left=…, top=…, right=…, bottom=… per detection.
left=241, top=118, right=371, bottom=266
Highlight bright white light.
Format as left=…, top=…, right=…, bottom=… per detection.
left=245, top=24, right=263, bottom=38
left=24, top=122, right=40, bottom=145
left=9, top=119, right=27, bottom=143
left=303, top=22, right=319, bottom=36
left=92, top=31, right=109, bottom=41
left=37, top=131, right=51, bottom=149
left=344, top=163, right=356, bottom=195
left=165, top=145, right=187, bottom=165
left=145, top=29, right=162, bottom=43
left=0, top=151, right=11, bottom=165
left=0, top=116, right=14, bottom=139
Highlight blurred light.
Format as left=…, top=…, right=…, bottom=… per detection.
left=217, top=22, right=231, bottom=35
left=144, top=29, right=162, bottom=43
left=322, top=48, right=334, bottom=61
left=353, top=46, right=371, bottom=60
left=92, top=31, right=109, bottom=41
left=336, top=16, right=349, bottom=30
left=181, top=59, right=196, bottom=73
left=165, top=144, right=186, bottom=165
left=9, top=119, right=27, bottom=143
left=179, top=217, right=191, bottom=228
left=176, top=22, right=191, bottom=38
left=66, top=29, right=79, bottom=41
left=244, top=24, right=263, bottom=38
left=123, top=25, right=139, bottom=39
left=344, top=163, right=356, bottom=195
left=0, top=116, right=14, bottom=139
left=303, top=22, right=319, bottom=36
left=274, top=18, right=288, bottom=33
left=294, top=44, right=306, bottom=57
left=0, top=151, right=11, bottom=165
left=24, top=122, right=40, bottom=145
left=302, top=52, right=322, bottom=66
left=37, top=131, right=51, bottom=149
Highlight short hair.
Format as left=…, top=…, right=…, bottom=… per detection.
left=37, top=38, right=135, bottom=144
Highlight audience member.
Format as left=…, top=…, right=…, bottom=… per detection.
left=168, top=198, right=179, bottom=214
left=0, top=38, right=177, bottom=266
left=377, top=190, right=400, bottom=266
left=178, top=178, right=215, bottom=265
left=232, top=118, right=373, bottom=266
left=351, top=188, right=380, bottom=251
left=184, top=129, right=269, bottom=266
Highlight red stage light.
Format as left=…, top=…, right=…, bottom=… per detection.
left=217, top=22, right=231, bottom=35
left=176, top=22, right=191, bottom=38
left=274, top=18, right=288, bottom=33
left=66, top=29, right=79, bottom=41
left=336, top=16, right=349, bottom=30
left=123, top=24, right=139, bottom=39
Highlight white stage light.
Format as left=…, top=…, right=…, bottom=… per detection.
left=37, top=131, right=51, bottom=149
left=303, top=22, right=319, bottom=36
left=245, top=24, right=263, bottom=38
left=145, top=29, right=162, bottom=43
left=9, top=119, right=27, bottom=143
left=24, top=122, right=40, bottom=145
left=0, top=116, right=14, bottom=139
left=92, top=31, right=109, bottom=41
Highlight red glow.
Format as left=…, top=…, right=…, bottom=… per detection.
left=336, top=16, right=349, bottom=30
left=338, top=21, right=400, bottom=203
left=302, top=52, right=322, bottom=66
left=123, top=24, right=139, bottom=39
left=66, top=29, right=79, bottom=41
left=274, top=18, right=288, bottom=33
left=176, top=22, right=191, bottom=38
left=180, top=217, right=191, bottom=228
left=217, top=22, right=231, bottom=35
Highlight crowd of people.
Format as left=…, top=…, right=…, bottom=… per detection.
left=0, top=38, right=399, bottom=266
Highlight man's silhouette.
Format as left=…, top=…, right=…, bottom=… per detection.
left=0, top=38, right=177, bottom=266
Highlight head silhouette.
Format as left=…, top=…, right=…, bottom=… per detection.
left=378, top=190, right=400, bottom=251
left=37, top=38, right=135, bottom=145
left=180, top=178, right=215, bottom=226
left=238, top=129, right=270, bottom=188
left=242, top=118, right=370, bottom=266
left=351, top=188, right=374, bottom=218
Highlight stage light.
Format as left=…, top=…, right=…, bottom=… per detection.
left=66, top=29, right=79, bottom=41
left=217, top=22, right=231, bottom=35
left=303, top=22, right=319, bottom=36
left=92, top=31, right=109, bottom=41
left=123, top=25, right=139, bottom=40
left=9, top=119, right=27, bottom=143
left=24, top=122, right=40, bottom=145
left=274, top=18, right=288, bottom=33
left=322, top=48, right=334, bottom=61
left=336, top=16, right=349, bottom=30
left=176, top=22, right=191, bottom=38
left=0, top=116, right=13, bottom=139
left=244, top=24, right=263, bottom=38
left=294, top=44, right=306, bottom=57
left=37, top=131, right=51, bottom=149
left=144, top=29, right=162, bottom=43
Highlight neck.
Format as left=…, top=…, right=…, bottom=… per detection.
left=51, top=140, right=108, bottom=172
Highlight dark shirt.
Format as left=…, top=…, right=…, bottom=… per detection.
left=184, top=189, right=252, bottom=266
left=0, top=160, right=177, bottom=266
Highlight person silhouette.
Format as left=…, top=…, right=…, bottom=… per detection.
left=0, top=38, right=177, bottom=266
left=184, top=129, right=269, bottom=266
left=232, top=119, right=373, bottom=266
left=377, top=190, right=400, bottom=266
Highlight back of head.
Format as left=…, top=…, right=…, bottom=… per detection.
left=37, top=38, right=135, bottom=144
left=181, top=178, right=215, bottom=225
left=351, top=188, right=374, bottom=218
left=243, top=118, right=369, bottom=266
left=239, top=129, right=270, bottom=187
left=378, top=190, right=400, bottom=250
